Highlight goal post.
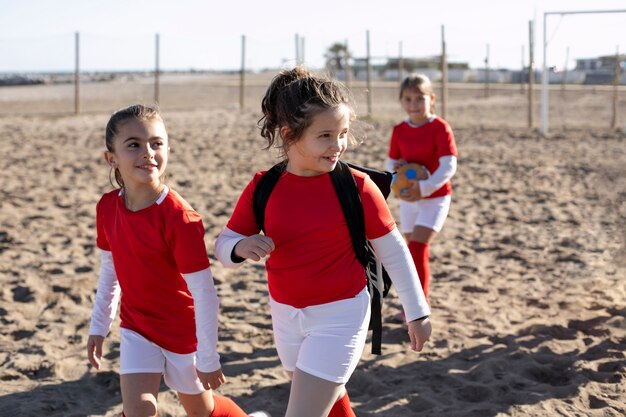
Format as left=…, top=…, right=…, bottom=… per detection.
left=541, top=9, right=626, bottom=135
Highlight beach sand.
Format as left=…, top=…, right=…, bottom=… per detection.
left=0, top=75, right=625, bottom=416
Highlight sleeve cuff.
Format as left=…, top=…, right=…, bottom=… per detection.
left=215, top=227, right=247, bottom=268
left=195, top=352, right=221, bottom=373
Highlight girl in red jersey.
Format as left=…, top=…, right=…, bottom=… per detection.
left=215, top=67, right=432, bottom=417
left=386, top=74, right=458, bottom=301
left=87, top=105, right=268, bottom=417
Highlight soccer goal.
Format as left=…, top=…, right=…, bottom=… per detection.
left=541, top=9, right=626, bottom=135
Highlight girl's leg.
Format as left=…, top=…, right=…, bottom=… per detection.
left=177, top=390, right=212, bottom=417
left=327, top=391, right=356, bottom=417
left=408, top=225, right=437, bottom=301
left=274, top=292, right=368, bottom=417
left=120, top=373, right=162, bottom=417
left=284, top=370, right=355, bottom=417
left=285, top=368, right=349, bottom=417
left=178, top=390, right=249, bottom=417
left=406, top=195, right=451, bottom=300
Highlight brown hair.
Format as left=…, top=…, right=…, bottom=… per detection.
left=399, top=74, right=436, bottom=113
left=258, top=66, right=356, bottom=156
left=104, top=104, right=164, bottom=188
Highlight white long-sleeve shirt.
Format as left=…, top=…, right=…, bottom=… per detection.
left=215, top=227, right=430, bottom=321
left=88, top=249, right=221, bottom=372
left=387, top=155, right=457, bottom=198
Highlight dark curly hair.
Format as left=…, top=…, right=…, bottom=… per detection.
left=258, top=66, right=356, bottom=157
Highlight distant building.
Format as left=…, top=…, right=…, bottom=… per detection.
left=331, top=54, right=625, bottom=85
left=341, top=56, right=470, bottom=82
left=575, top=55, right=625, bottom=84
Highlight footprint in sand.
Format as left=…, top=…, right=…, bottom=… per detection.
left=12, top=285, right=34, bottom=303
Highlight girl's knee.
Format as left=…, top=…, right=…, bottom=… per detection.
left=122, top=401, right=158, bottom=417
left=177, top=390, right=214, bottom=417
left=410, top=226, right=436, bottom=243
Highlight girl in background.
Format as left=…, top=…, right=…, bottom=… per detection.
left=87, top=104, right=267, bottom=417
left=215, top=67, right=431, bottom=417
left=386, top=74, right=458, bottom=301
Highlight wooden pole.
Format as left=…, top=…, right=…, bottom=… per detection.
left=441, top=25, right=448, bottom=120
left=521, top=45, right=525, bottom=94
left=541, top=13, right=549, bottom=135
left=528, top=20, right=535, bottom=129
left=74, top=32, right=79, bottom=115
left=154, top=33, right=160, bottom=105
left=398, top=41, right=404, bottom=83
left=240, top=35, right=246, bottom=110
left=295, top=33, right=300, bottom=65
left=561, top=46, right=569, bottom=95
left=484, top=43, right=490, bottom=98
left=344, top=39, right=352, bottom=89
left=366, top=30, right=372, bottom=117
left=611, top=47, right=620, bottom=129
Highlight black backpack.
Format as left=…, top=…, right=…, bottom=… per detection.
left=252, top=160, right=394, bottom=354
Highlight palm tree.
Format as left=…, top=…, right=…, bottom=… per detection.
left=325, top=43, right=351, bottom=76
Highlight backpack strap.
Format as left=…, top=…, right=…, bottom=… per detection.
left=345, top=162, right=394, bottom=200
left=329, top=161, right=369, bottom=267
left=252, top=161, right=287, bottom=233
left=329, top=161, right=384, bottom=354
left=253, top=160, right=387, bottom=354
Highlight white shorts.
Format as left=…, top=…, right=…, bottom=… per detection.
left=399, top=195, right=451, bottom=234
left=120, top=328, right=205, bottom=395
left=270, top=288, right=370, bottom=384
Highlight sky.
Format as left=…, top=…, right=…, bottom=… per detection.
left=0, top=0, right=625, bottom=73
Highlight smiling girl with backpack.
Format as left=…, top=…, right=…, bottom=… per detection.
left=215, top=66, right=431, bottom=417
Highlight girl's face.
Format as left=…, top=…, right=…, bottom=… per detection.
left=285, top=105, right=350, bottom=177
left=104, top=118, right=169, bottom=190
left=400, top=87, right=435, bottom=125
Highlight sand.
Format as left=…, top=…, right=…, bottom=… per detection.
left=0, top=74, right=625, bottom=416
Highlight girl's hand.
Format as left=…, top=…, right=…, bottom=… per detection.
left=234, top=235, right=275, bottom=261
left=87, top=335, right=105, bottom=370
left=197, top=368, right=226, bottom=391
left=401, top=180, right=423, bottom=201
left=407, top=317, right=432, bottom=352
left=392, top=159, right=408, bottom=171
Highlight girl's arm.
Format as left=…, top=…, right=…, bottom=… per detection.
left=183, top=268, right=221, bottom=373
left=369, top=228, right=430, bottom=321
left=386, top=157, right=406, bottom=172
left=214, top=227, right=247, bottom=268
left=89, top=250, right=121, bottom=336
left=87, top=249, right=121, bottom=370
left=215, top=227, right=275, bottom=266
left=370, top=228, right=432, bottom=352
left=418, top=155, right=457, bottom=197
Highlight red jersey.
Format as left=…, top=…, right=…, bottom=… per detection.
left=388, top=117, right=458, bottom=198
left=227, top=168, right=395, bottom=308
left=96, top=188, right=211, bottom=354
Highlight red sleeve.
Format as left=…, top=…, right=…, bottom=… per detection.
left=95, top=195, right=110, bottom=251
left=435, top=119, right=458, bottom=158
left=355, top=171, right=396, bottom=240
left=388, top=124, right=402, bottom=160
left=166, top=207, right=211, bottom=274
left=226, top=173, right=263, bottom=236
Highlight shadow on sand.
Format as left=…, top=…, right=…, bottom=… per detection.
left=2, top=312, right=624, bottom=417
